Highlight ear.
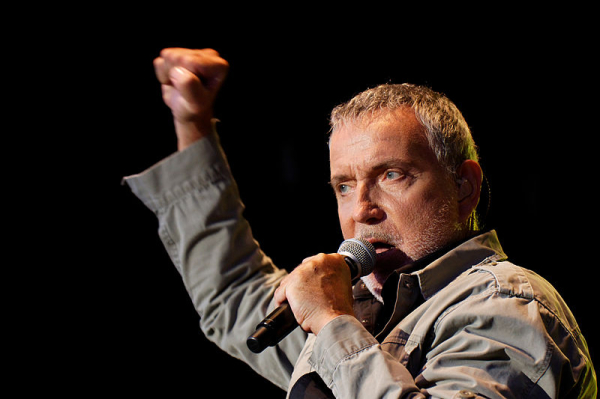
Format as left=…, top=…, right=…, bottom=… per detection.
left=455, top=160, right=483, bottom=224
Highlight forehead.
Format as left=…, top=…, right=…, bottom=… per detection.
left=329, top=107, right=437, bottom=172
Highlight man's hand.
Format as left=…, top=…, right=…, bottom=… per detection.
left=154, top=48, right=229, bottom=151
left=273, top=253, right=355, bottom=335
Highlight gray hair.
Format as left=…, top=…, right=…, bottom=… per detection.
left=329, top=83, right=478, bottom=177
left=329, top=83, right=482, bottom=231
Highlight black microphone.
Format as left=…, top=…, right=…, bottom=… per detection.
left=246, top=238, right=376, bottom=354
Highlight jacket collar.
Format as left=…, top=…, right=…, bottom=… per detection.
left=414, top=230, right=507, bottom=300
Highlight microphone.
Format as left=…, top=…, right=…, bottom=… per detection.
left=246, top=238, right=376, bottom=354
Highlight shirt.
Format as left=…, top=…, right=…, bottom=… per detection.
left=124, top=131, right=596, bottom=398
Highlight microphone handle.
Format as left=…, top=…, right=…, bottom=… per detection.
left=246, top=302, right=297, bottom=354
left=246, top=256, right=367, bottom=353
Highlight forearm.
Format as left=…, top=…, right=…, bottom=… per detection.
left=124, top=132, right=305, bottom=389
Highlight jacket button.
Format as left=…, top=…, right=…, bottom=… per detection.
left=456, top=389, right=477, bottom=398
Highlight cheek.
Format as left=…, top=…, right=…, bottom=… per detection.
left=406, top=192, right=460, bottom=239
left=386, top=188, right=451, bottom=232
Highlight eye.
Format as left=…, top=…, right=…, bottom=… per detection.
left=385, top=171, right=403, bottom=180
left=332, top=181, right=355, bottom=197
left=337, top=184, right=351, bottom=195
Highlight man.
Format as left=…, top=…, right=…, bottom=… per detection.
left=124, top=48, right=596, bottom=398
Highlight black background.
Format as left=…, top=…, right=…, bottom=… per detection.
left=36, top=13, right=597, bottom=397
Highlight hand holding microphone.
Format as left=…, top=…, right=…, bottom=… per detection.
left=247, top=239, right=376, bottom=353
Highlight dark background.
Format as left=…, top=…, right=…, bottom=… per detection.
left=41, top=14, right=596, bottom=397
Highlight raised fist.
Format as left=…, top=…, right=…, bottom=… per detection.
left=154, top=48, right=229, bottom=150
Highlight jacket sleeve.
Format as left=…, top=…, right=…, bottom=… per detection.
left=123, top=131, right=307, bottom=391
left=309, top=316, right=425, bottom=398
left=308, top=305, right=536, bottom=399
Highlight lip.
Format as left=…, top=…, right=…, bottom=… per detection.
left=366, top=238, right=395, bottom=254
left=375, top=246, right=393, bottom=254
left=362, top=238, right=411, bottom=270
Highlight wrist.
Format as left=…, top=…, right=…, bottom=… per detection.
left=174, top=118, right=214, bottom=151
left=312, top=310, right=355, bottom=336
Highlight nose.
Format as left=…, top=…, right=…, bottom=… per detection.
left=352, top=184, right=385, bottom=225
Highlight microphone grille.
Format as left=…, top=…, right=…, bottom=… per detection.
left=337, top=238, right=376, bottom=276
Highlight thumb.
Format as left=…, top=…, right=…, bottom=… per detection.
left=169, top=66, right=210, bottom=107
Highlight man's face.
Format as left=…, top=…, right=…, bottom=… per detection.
left=329, top=107, right=463, bottom=289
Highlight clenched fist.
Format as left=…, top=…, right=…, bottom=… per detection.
left=154, top=48, right=229, bottom=150
left=273, top=253, right=355, bottom=335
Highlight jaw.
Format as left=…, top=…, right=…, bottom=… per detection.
left=359, top=241, right=413, bottom=302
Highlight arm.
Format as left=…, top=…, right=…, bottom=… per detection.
left=124, top=49, right=307, bottom=390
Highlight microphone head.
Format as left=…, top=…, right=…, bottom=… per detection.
left=337, top=238, right=376, bottom=277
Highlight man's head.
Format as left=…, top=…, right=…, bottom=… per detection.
left=328, top=84, right=483, bottom=296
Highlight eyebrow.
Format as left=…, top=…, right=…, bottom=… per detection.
left=329, top=174, right=351, bottom=188
left=329, top=159, right=416, bottom=187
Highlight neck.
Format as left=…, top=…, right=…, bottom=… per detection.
left=359, top=230, right=481, bottom=302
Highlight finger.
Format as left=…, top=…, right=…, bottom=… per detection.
left=301, top=255, right=319, bottom=264
left=273, top=285, right=286, bottom=308
left=153, top=56, right=171, bottom=85
left=169, top=66, right=207, bottom=104
left=161, top=84, right=175, bottom=109
left=160, top=47, right=217, bottom=66
left=155, top=49, right=197, bottom=85
left=273, top=275, right=291, bottom=307
left=192, top=55, right=229, bottom=92
left=160, top=48, right=229, bottom=91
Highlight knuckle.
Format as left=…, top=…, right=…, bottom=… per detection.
left=176, top=69, right=197, bottom=85
left=216, top=57, right=230, bottom=70
left=202, top=48, right=220, bottom=56
left=315, top=253, right=332, bottom=265
left=301, top=253, right=328, bottom=273
left=159, top=48, right=178, bottom=60
left=274, top=284, right=284, bottom=298
left=160, top=48, right=229, bottom=80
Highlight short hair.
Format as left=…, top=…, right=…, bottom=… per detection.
left=329, top=83, right=478, bottom=178
left=329, top=83, right=482, bottom=231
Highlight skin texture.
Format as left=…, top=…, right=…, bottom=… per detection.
left=153, top=48, right=229, bottom=150
left=276, top=108, right=481, bottom=334
left=329, top=109, right=480, bottom=302
left=155, top=48, right=482, bottom=335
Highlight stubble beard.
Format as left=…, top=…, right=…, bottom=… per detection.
left=358, top=200, right=462, bottom=303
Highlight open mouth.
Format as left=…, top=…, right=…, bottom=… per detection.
left=365, top=238, right=411, bottom=269
left=371, top=241, right=395, bottom=254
